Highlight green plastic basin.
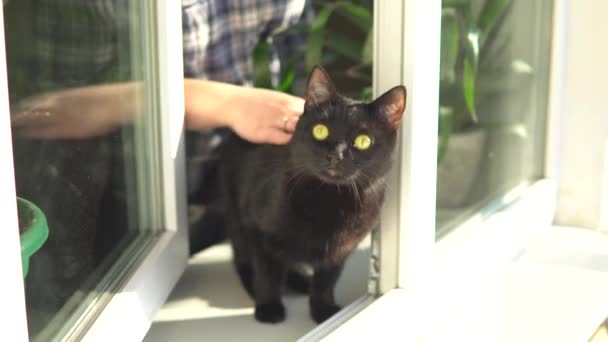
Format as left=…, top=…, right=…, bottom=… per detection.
left=18, top=197, right=49, bottom=278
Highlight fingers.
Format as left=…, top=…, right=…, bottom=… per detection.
left=265, top=129, right=294, bottom=145
left=278, top=114, right=300, bottom=133
left=286, top=96, right=305, bottom=114
left=277, top=97, right=304, bottom=133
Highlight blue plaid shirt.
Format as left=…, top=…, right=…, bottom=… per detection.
left=182, top=0, right=311, bottom=89
left=180, top=0, right=312, bottom=199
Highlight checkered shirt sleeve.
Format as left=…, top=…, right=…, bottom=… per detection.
left=182, top=0, right=311, bottom=86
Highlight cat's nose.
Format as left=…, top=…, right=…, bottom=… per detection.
left=327, top=142, right=347, bottom=162
left=327, top=153, right=342, bottom=166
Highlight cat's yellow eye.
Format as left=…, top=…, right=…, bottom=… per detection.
left=312, top=124, right=329, bottom=141
left=354, top=134, right=373, bottom=150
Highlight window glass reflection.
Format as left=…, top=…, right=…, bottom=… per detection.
left=5, top=0, right=156, bottom=339
left=436, top=0, right=553, bottom=235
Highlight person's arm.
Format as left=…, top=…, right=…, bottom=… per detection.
left=11, top=80, right=305, bottom=144
left=10, top=82, right=140, bottom=139
left=184, top=79, right=303, bottom=144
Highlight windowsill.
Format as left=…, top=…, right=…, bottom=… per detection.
left=143, top=241, right=369, bottom=342
left=325, top=225, right=608, bottom=342
left=143, top=243, right=317, bottom=342
left=143, top=224, right=608, bottom=341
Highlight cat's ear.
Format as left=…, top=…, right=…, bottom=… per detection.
left=371, top=86, right=407, bottom=129
left=305, top=65, right=337, bottom=108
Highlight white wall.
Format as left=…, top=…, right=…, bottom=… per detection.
left=556, top=0, right=608, bottom=230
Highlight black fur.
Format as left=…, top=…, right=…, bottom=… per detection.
left=218, top=66, right=406, bottom=324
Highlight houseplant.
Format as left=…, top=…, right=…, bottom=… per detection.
left=254, top=0, right=513, bottom=161
left=251, top=0, right=534, bottom=292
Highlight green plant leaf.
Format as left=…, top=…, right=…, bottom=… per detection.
left=252, top=35, right=272, bottom=90
left=306, top=2, right=372, bottom=72
left=306, top=4, right=337, bottom=72
left=478, top=0, right=512, bottom=40
left=440, top=9, right=460, bottom=84
left=461, top=27, right=479, bottom=123
left=277, top=69, right=295, bottom=93
left=361, top=28, right=373, bottom=65
left=335, top=3, right=372, bottom=32
left=359, top=86, right=373, bottom=101
left=462, top=55, right=478, bottom=123
left=325, top=30, right=364, bottom=61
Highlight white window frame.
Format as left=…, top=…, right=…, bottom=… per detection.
left=0, top=1, right=188, bottom=341
left=83, top=1, right=189, bottom=340
left=302, top=0, right=570, bottom=340
left=0, top=3, right=29, bottom=341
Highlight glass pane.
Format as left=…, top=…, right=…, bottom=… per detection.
left=436, top=0, right=553, bottom=235
left=5, top=0, right=162, bottom=339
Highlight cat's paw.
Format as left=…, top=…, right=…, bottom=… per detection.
left=310, top=301, right=342, bottom=324
left=255, top=302, right=286, bottom=324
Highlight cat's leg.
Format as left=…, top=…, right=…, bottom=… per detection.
left=310, top=261, right=345, bottom=323
left=253, top=248, right=287, bottom=323
left=286, top=263, right=312, bottom=294
left=230, top=239, right=254, bottom=297
left=225, top=210, right=254, bottom=296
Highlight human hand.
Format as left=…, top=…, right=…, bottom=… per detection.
left=11, top=83, right=138, bottom=139
left=184, top=80, right=305, bottom=145
left=225, top=87, right=305, bottom=145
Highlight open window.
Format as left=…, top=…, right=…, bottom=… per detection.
left=4, top=0, right=603, bottom=341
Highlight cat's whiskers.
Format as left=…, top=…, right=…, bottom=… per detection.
left=251, top=167, right=298, bottom=198
left=287, top=174, right=308, bottom=202
left=249, top=161, right=311, bottom=198
left=356, top=170, right=385, bottom=199
left=285, top=163, right=313, bottom=202
left=243, top=158, right=294, bottom=168
left=349, top=178, right=362, bottom=208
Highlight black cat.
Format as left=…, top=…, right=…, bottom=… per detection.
left=218, top=65, right=406, bottom=324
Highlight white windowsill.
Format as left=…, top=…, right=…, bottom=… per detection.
left=143, top=243, right=317, bottom=342
left=143, top=225, right=608, bottom=342
left=143, top=241, right=369, bottom=342
left=325, top=225, right=608, bottom=342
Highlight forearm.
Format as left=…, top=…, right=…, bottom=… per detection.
left=107, top=79, right=232, bottom=130
left=109, top=79, right=237, bottom=129
left=11, top=78, right=303, bottom=143
left=183, top=78, right=238, bottom=130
